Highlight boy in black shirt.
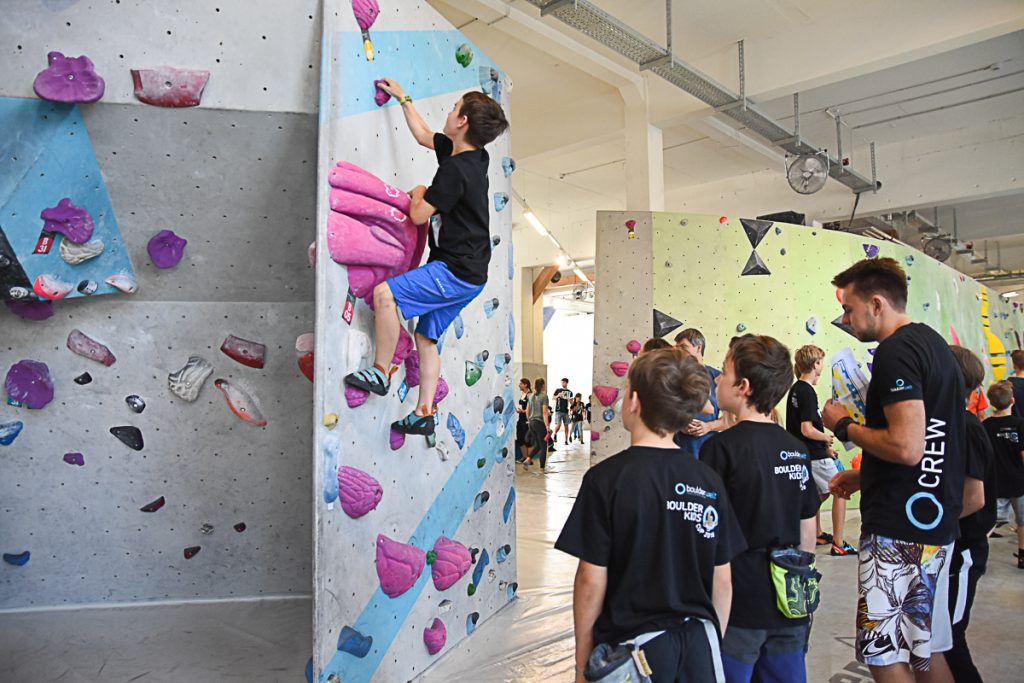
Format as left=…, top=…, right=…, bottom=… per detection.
left=1008, top=349, right=1024, bottom=420
left=824, top=258, right=965, bottom=679
left=345, top=80, right=508, bottom=437
left=556, top=349, right=745, bottom=683
left=983, top=380, right=1024, bottom=567
left=946, top=347, right=996, bottom=683
left=786, top=344, right=856, bottom=556
left=701, top=335, right=820, bottom=683
left=552, top=378, right=572, bottom=444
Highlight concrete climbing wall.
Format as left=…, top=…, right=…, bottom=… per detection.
left=1, top=1, right=320, bottom=609
left=593, top=211, right=1024, bottom=473
left=312, top=3, right=516, bottom=682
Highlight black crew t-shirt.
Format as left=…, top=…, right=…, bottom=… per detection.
left=422, top=133, right=491, bottom=285
left=861, top=323, right=966, bottom=545
left=786, top=380, right=829, bottom=460
left=982, top=414, right=1024, bottom=498
left=555, top=446, right=745, bottom=645
left=960, top=411, right=996, bottom=544
left=553, top=387, right=572, bottom=413
left=700, top=421, right=821, bottom=629
left=1009, top=376, right=1024, bottom=420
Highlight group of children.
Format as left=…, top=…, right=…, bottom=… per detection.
left=515, top=377, right=590, bottom=471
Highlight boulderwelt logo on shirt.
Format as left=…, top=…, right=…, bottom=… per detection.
left=889, top=377, right=913, bottom=394
left=774, top=450, right=810, bottom=491
left=666, top=482, right=719, bottom=539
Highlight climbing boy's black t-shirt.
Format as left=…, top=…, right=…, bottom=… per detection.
left=982, top=414, right=1024, bottom=498
left=860, top=323, right=966, bottom=546
left=1009, top=376, right=1024, bottom=420
left=423, top=133, right=491, bottom=285
left=785, top=380, right=828, bottom=460
left=699, top=421, right=821, bottom=629
left=960, top=411, right=996, bottom=544
left=555, top=446, right=745, bottom=646
left=554, top=388, right=571, bottom=413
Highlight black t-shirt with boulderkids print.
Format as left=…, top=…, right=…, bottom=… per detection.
left=553, top=388, right=572, bottom=413
left=555, top=446, right=746, bottom=646
left=786, top=380, right=829, bottom=460
left=422, top=133, right=491, bottom=285
left=1009, top=376, right=1024, bottom=420
left=982, top=414, right=1024, bottom=498
left=861, top=323, right=966, bottom=546
left=960, top=411, right=996, bottom=544
left=699, top=421, right=821, bottom=630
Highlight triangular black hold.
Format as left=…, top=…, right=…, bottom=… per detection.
left=653, top=308, right=684, bottom=338
left=831, top=314, right=858, bottom=339
left=740, top=218, right=773, bottom=249
left=741, top=250, right=771, bottom=276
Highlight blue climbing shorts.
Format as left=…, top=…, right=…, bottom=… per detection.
left=387, top=260, right=484, bottom=342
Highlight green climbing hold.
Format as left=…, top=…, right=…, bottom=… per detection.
left=476, top=457, right=486, bottom=468
left=456, top=43, right=474, bottom=68
left=426, top=550, right=437, bottom=565
left=465, top=361, right=482, bottom=386
left=467, top=583, right=477, bottom=596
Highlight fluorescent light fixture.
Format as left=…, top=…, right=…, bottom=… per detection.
left=523, top=211, right=547, bottom=237
left=556, top=253, right=569, bottom=267
left=1002, top=291, right=1020, bottom=298
left=547, top=233, right=560, bottom=247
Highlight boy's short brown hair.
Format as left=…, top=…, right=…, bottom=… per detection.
left=627, top=348, right=709, bottom=436
left=793, top=345, right=825, bottom=378
left=459, top=92, right=509, bottom=148
left=831, top=257, right=908, bottom=311
left=641, top=337, right=672, bottom=355
left=728, top=335, right=794, bottom=415
left=949, top=345, right=985, bottom=395
left=987, top=380, right=1014, bottom=411
left=1012, top=349, right=1024, bottom=371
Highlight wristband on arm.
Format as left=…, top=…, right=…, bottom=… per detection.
left=398, top=95, right=412, bottom=105
left=833, top=417, right=856, bottom=443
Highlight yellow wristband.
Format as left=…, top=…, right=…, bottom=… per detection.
left=398, top=95, right=412, bottom=105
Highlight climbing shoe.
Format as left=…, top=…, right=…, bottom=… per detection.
left=816, top=532, right=833, bottom=547
left=344, top=365, right=390, bottom=396
left=830, top=541, right=858, bottom=556
left=392, top=409, right=435, bottom=436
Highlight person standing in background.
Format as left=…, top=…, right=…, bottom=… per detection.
left=982, top=380, right=1024, bottom=568
left=515, top=378, right=532, bottom=465
left=552, top=378, right=573, bottom=446
left=527, top=378, right=552, bottom=472
left=674, top=329, right=728, bottom=458
left=1009, top=350, right=1024, bottom=419
left=570, top=393, right=585, bottom=444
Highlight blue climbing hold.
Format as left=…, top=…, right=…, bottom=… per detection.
left=905, top=254, right=914, bottom=266
left=494, top=352, right=511, bottom=373
left=454, top=315, right=465, bottom=340
left=0, top=420, right=24, bottom=446
left=507, top=242, right=514, bottom=281
left=501, top=156, right=516, bottom=177
left=502, top=396, right=515, bottom=423
left=337, top=625, right=373, bottom=658
left=493, top=192, right=509, bottom=212
left=483, top=297, right=500, bottom=318
left=508, top=312, right=515, bottom=351
left=447, top=413, right=465, bottom=449
left=475, top=350, right=489, bottom=366
left=305, top=657, right=313, bottom=683
left=603, top=408, right=615, bottom=422
left=466, top=612, right=479, bottom=635
left=322, top=432, right=340, bottom=505
left=473, top=491, right=490, bottom=511
left=503, top=487, right=515, bottom=523
left=472, top=549, right=490, bottom=586
left=3, top=551, right=30, bottom=566
left=506, top=581, right=518, bottom=601
left=496, top=544, right=511, bottom=563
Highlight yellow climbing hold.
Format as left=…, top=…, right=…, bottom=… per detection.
left=324, top=413, right=338, bottom=429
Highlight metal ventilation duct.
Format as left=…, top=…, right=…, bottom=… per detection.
left=526, top=0, right=878, bottom=194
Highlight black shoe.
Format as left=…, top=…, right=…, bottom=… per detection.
left=391, top=410, right=435, bottom=436
left=344, top=366, right=390, bottom=396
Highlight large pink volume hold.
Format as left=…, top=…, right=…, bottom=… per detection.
left=376, top=535, right=425, bottom=598
left=337, top=466, right=383, bottom=518
left=326, top=162, right=427, bottom=304
left=430, top=536, right=471, bottom=591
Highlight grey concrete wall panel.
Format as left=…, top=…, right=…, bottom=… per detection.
left=592, top=211, right=654, bottom=459
left=0, top=0, right=322, bottom=113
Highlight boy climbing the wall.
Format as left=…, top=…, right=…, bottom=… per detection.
left=344, top=79, right=509, bottom=437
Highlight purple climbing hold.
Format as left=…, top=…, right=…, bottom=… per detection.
left=63, top=452, right=84, bottom=466
left=1, top=421, right=24, bottom=446
left=110, top=425, right=144, bottom=451
left=33, top=52, right=105, bottom=103
left=4, top=299, right=54, bottom=321
left=67, top=329, right=116, bottom=366
left=405, top=351, right=421, bottom=388
left=376, top=534, right=425, bottom=598
left=337, top=625, right=373, bottom=658
left=337, top=466, right=383, bottom=518
left=430, top=536, right=472, bottom=591
left=131, top=67, right=209, bottom=107
left=593, top=385, right=619, bottom=407
left=863, top=243, right=880, bottom=259
left=345, top=384, right=370, bottom=408
left=147, top=229, right=188, bottom=269
left=5, top=360, right=54, bottom=409
left=389, top=428, right=406, bottom=451
left=40, top=198, right=94, bottom=244
left=392, top=327, right=415, bottom=365
left=434, top=377, right=449, bottom=405
left=424, top=618, right=447, bottom=655
left=3, top=551, right=30, bottom=566
left=373, top=79, right=391, bottom=106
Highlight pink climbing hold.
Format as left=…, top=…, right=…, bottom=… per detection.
left=405, top=351, right=421, bottom=388
left=376, top=534, right=425, bottom=598
left=327, top=162, right=427, bottom=304
left=337, top=465, right=383, bottom=518
left=430, top=536, right=472, bottom=591
left=949, top=324, right=961, bottom=346
left=423, top=618, right=447, bottom=655
left=33, top=52, right=105, bottom=103
left=131, top=67, right=209, bottom=107
left=345, top=384, right=369, bottom=408
left=373, top=79, right=391, bottom=106
left=609, top=361, right=629, bottom=377
left=392, top=327, right=414, bottom=365
left=593, top=385, right=619, bottom=407
left=67, top=329, right=116, bottom=366
left=590, top=431, right=600, bottom=441
left=389, top=428, right=406, bottom=450
left=626, top=339, right=641, bottom=355
left=40, top=198, right=94, bottom=244
left=33, top=274, right=73, bottom=301
left=351, top=0, right=380, bottom=61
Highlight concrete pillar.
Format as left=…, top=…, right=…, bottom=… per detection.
left=517, top=265, right=546, bottom=366
left=621, top=81, right=664, bottom=212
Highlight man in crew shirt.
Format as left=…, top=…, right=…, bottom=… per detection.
left=824, top=257, right=966, bottom=682
left=552, top=378, right=573, bottom=445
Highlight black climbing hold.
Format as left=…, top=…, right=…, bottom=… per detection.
left=740, top=218, right=773, bottom=249
left=492, top=396, right=504, bottom=414
left=233, top=522, right=247, bottom=532
left=74, top=372, right=92, bottom=385
left=140, top=496, right=165, bottom=512
left=653, top=308, right=683, bottom=338
left=125, top=395, right=146, bottom=413
left=831, top=314, right=858, bottom=339
left=110, top=425, right=144, bottom=450
left=741, top=251, right=770, bottom=276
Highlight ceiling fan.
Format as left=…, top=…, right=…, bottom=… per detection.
left=786, top=153, right=830, bottom=195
